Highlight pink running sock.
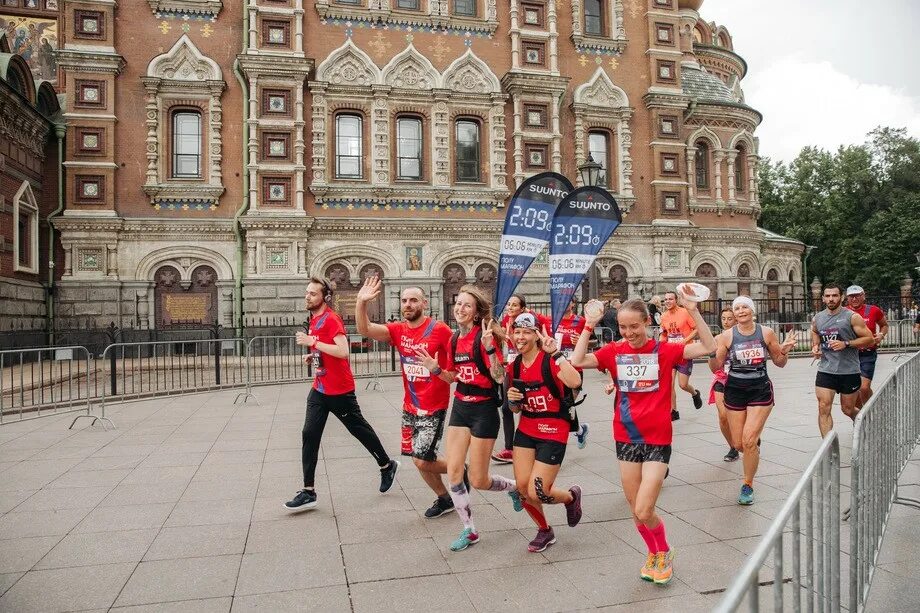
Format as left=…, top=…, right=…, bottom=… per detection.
left=449, top=482, right=475, bottom=531
left=650, top=521, right=670, bottom=553
left=636, top=523, right=657, bottom=553
left=487, top=475, right=516, bottom=492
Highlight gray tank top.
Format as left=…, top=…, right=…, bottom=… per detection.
left=728, top=324, right=769, bottom=381
left=814, top=308, right=860, bottom=375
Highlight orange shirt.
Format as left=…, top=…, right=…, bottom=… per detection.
left=660, top=307, right=696, bottom=344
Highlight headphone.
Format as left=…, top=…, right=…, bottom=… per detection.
left=318, top=277, right=334, bottom=303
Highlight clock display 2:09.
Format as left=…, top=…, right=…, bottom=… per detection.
left=553, top=223, right=600, bottom=246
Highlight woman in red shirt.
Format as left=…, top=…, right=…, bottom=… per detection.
left=418, top=285, right=516, bottom=552
left=571, top=292, right=715, bottom=585
left=504, top=312, right=584, bottom=552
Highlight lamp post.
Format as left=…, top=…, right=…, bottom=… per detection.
left=578, top=154, right=602, bottom=188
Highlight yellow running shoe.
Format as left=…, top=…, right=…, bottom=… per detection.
left=654, top=550, right=674, bottom=585
left=640, top=552, right=656, bottom=582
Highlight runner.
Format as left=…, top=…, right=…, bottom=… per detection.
left=571, top=290, right=716, bottom=585
left=417, top=285, right=517, bottom=551
left=285, top=277, right=399, bottom=511
left=493, top=295, right=551, bottom=464
left=844, top=285, right=889, bottom=408
left=556, top=299, right=590, bottom=449
left=811, top=283, right=875, bottom=436
left=708, top=307, right=738, bottom=462
left=659, top=291, right=704, bottom=421
left=505, top=313, right=584, bottom=552
left=714, top=297, right=797, bottom=505
left=355, top=277, right=455, bottom=518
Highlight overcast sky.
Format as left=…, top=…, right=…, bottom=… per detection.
left=701, top=0, right=920, bottom=162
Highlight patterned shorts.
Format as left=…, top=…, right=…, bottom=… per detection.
left=615, top=441, right=672, bottom=464
left=401, top=411, right=446, bottom=462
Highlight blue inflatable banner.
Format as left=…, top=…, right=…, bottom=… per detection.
left=494, top=172, right=574, bottom=317
left=548, top=186, right=623, bottom=332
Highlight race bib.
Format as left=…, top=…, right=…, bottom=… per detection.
left=615, top=354, right=660, bottom=393
left=667, top=334, right=684, bottom=344
left=819, top=328, right=839, bottom=348
left=733, top=341, right=766, bottom=364
left=401, top=357, right=430, bottom=381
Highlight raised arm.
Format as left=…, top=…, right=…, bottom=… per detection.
left=764, top=327, right=796, bottom=368
left=538, top=330, right=582, bottom=390
left=681, top=297, right=716, bottom=360
left=355, top=276, right=392, bottom=343
left=570, top=299, right=603, bottom=370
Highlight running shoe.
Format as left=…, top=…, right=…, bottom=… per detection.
left=508, top=490, right=524, bottom=513
left=575, top=423, right=590, bottom=450
left=379, top=460, right=400, bottom=493
left=640, top=552, right=657, bottom=582
left=738, top=484, right=754, bottom=505
left=527, top=527, right=556, bottom=552
left=654, top=550, right=675, bottom=584
left=565, top=485, right=583, bottom=527
left=724, top=447, right=740, bottom=462
left=491, top=448, right=513, bottom=464
left=283, top=489, right=317, bottom=511
left=692, top=390, right=703, bottom=410
left=424, top=495, right=455, bottom=518
left=450, top=527, right=480, bottom=551
left=671, top=409, right=680, bottom=422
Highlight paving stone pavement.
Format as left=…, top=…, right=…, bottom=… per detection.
left=0, top=354, right=915, bottom=612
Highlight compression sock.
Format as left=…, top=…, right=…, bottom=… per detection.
left=636, top=523, right=657, bottom=553
left=649, top=520, right=670, bottom=553
left=487, top=474, right=516, bottom=492
left=449, top=482, right=475, bottom=531
left=522, top=501, right=549, bottom=530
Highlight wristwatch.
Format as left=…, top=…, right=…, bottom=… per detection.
left=844, top=340, right=850, bottom=348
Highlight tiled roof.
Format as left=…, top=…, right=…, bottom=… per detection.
left=681, top=65, right=738, bottom=104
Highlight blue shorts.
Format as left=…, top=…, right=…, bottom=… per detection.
left=676, top=359, right=693, bottom=376
left=858, top=351, right=877, bottom=380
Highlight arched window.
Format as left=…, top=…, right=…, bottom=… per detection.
left=172, top=110, right=202, bottom=178
left=718, top=33, right=730, bottom=48
left=455, top=119, right=481, bottom=182
left=695, top=263, right=718, bottom=314
left=767, top=268, right=778, bottom=282
left=608, top=264, right=628, bottom=300
left=335, top=113, right=363, bottom=179
left=737, top=263, right=751, bottom=297
left=584, top=0, right=603, bottom=36
left=693, top=26, right=704, bottom=44
left=789, top=270, right=796, bottom=282
left=695, top=141, right=710, bottom=189
left=396, top=116, right=423, bottom=180
left=734, top=145, right=746, bottom=193
left=588, top=131, right=609, bottom=187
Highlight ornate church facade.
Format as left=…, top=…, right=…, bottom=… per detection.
left=1, top=0, right=804, bottom=329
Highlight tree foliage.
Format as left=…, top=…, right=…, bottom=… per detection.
left=758, top=128, right=920, bottom=294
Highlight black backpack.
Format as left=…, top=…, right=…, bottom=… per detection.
left=450, top=326, right=502, bottom=402
left=512, top=352, right=586, bottom=432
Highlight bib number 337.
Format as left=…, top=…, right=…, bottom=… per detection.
left=616, top=354, right=660, bottom=393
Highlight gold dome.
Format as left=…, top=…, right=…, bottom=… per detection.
left=678, top=0, right=704, bottom=10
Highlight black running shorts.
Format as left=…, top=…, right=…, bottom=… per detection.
left=448, top=398, right=500, bottom=439
left=724, top=378, right=774, bottom=411
left=615, top=441, right=672, bottom=464
left=815, top=371, right=861, bottom=395
left=400, top=411, right=446, bottom=462
left=513, top=430, right=566, bottom=466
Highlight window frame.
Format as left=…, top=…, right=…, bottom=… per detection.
left=453, top=0, right=476, bottom=17
left=395, top=115, right=424, bottom=181
left=694, top=141, right=710, bottom=190
left=13, top=182, right=39, bottom=274
left=395, top=0, right=420, bottom=9
left=587, top=129, right=611, bottom=188
left=334, top=112, right=365, bottom=180
left=734, top=146, right=746, bottom=193
left=584, top=0, right=604, bottom=37
left=170, top=109, right=203, bottom=180
left=454, top=118, right=482, bottom=183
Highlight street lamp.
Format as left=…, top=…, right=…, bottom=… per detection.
left=578, top=154, right=602, bottom=188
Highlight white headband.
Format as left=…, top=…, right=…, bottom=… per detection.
left=732, top=296, right=756, bottom=313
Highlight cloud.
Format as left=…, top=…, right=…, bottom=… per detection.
left=744, top=55, right=920, bottom=162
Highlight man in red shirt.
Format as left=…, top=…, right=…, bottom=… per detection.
left=355, top=276, right=457, bottom=518
left=845, top=285, right=889, bottom=408
left=659, top=291, right=704, bottom=421
left=284, top=277, right=398, bottom=512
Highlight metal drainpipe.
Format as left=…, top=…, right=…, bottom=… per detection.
left=232, top=3, right=250, bottom=337
left=46, top=123, right=66, bottom=345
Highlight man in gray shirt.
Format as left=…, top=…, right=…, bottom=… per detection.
left=811, top=283, right=874, bottom=436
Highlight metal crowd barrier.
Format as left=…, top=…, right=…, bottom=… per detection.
left=715, top=432, right=841, bottom=612
left=848, top=350, right=920, bottom=612
left=0, top=346, right=110, bottom=429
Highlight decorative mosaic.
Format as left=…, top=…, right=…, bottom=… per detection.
left=152, top=201, right=219, bottom=211
left=78, top=249, right=103, bottom=271
left=266, top=248, right=288, bottom=269
left=325, top=17, right=492, bottom=42
left=319, top=200, right=499, bottom=213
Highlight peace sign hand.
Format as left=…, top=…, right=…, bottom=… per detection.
left=781, top=331, right=798, bottom=353
left=538, top=329, right=559, bottom=355
left=481, top=318, right=496, bottom=351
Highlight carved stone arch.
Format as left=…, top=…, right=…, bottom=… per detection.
left=713, top=26, right=733, bottom=50
left=381, top=44, right=440, bottom=90
left=316, top=39, right=381, bottom=87
left=597, top=251, right=644, bottom=279
left=153, top=262, right=218, bottom=327
left=761, top=259, right=786, bottom=279
left=730, top=251, right=760, bottom=277
left=147, top=34, right=222, bottom=81
left=728, top=131, right=755, bottom=152
left=429, top=245, right=498, bottom=278
left=136, top=245, right=233, bottom=282
left=324, top=261, right=353, bottom=288
left=689, top=250, right=730, bottom=277
left=574, top=68, right=629, bottom=109
left=1, top=54, right=36, bottom=103
left=309, top=244, right=400, bottom=280
left=442, top=49, right=501, bottom=94
left=687, top=126, right=722, bottom=150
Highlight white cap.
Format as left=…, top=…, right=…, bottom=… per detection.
left=732, top=296, right=756, bottom=313
left=846, top=285, right=864, bottom=296
left=513, top=313, right=539, bottom=330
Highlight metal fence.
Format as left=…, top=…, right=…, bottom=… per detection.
left=848, top=350, right=920, bottom=612
left=715, top=432, right=842, bottom=612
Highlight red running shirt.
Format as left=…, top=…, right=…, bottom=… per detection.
left=448, top=325, right=503, bottom=403
left=387, top=318, right=453, bottom=415
left=309, top=308, right=354, bottom=395
left=506, top=354, right=569, bottom=443
left=846, top=304, right=884, bottom=351
left=594, top=339, right=686, bottom=446
left=556, top=314, right=586, bottom=350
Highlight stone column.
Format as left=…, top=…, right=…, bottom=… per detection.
left=686, top=145, right=696, bottom=201
left=810, top=277, right=823, bottom=312
left=901, top=276, right=914, bottom=309
left=726, top=150, right=737, bottom=203
left=713, top=150, right=725, bottom=203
